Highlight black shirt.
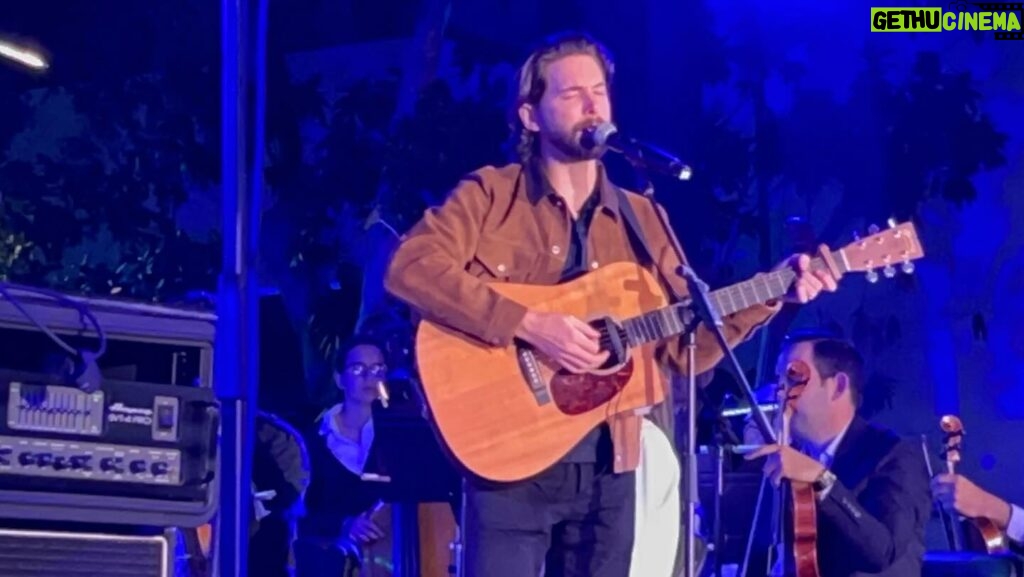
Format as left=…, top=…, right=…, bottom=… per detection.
left=560, top=190, right=601, bottom=282
left=529, top=164, right=613, bottom=464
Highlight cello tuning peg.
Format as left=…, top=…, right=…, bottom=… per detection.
left=883, top=265, right=896, bottom=279
left=887, top=217, right=897, bottom=228
left=866, top=269, right=879, bottom=284
left=852, top=230, right=861, bottom=241
left=902, top=260, right=915, bottom=274
left=868, top=223, right=880, bottom=235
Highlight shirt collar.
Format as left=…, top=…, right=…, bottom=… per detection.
left=524, top=158, right=621, bottom=219
left=319, top=403, right=374, bottom=442
left=319, top=402, right=375, bottom=475
left=803, top=418, right=853, bottom=467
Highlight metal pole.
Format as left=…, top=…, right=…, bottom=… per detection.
left=216, top=0, right=266, bottom=574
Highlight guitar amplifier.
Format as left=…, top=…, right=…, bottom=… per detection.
left=0, top=526, right=176, bottom=577
left=0, top=284, right=220, bottom=528
left=0, top=372, right=219, bottom=527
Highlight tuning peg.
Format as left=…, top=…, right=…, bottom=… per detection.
left=888, top=217, right=897, bottom=228
left=868, top=224, right=880, bottom=235
left=884, top=265, right=896, bottom=278
left=852, top=230, right=861, bottom=241
left=902, top=261, right=915, bottom=274
left=866, top=269, right=879, bottom=283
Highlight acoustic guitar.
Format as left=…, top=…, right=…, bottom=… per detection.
left=414, top=221, right=925, bottom=482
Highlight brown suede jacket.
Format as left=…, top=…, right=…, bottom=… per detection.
left=384, top=161, right=781, bottom=469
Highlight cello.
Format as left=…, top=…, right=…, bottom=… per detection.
left=930, top=415, right=1009, bottom=554
left=767, top=359, right=822, bottom=577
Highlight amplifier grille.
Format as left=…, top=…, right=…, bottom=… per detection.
left=0, top=528, right=168, bottom=577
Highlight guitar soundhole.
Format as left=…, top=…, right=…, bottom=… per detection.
left=592, top=316, right=629, bottom=368
left=548, top=317, right=633, bottom=415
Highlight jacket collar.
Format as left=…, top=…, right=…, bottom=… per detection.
left=523, top=158, right=621, bottom=219
left=829, top=415, right=877, bottom=483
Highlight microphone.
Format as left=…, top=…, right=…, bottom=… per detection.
left=580, top=122, right=692, bottom=181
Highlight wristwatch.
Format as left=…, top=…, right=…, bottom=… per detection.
left=813, top=469, right=837, bottom=495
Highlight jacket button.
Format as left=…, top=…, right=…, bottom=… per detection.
left=591, top=261, right=599, bottom=269
left=496, top=263, right=507, bottom=273
left=551, top=245, right=561, bottom=255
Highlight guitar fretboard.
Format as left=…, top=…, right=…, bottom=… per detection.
left=621, top=256, right=834, bottom=347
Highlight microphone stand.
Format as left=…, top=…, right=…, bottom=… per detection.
left=628, top=162, right=779, bottom=577
left=702, top=389, right=741, bottom=577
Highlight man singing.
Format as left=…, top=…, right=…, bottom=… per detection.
left=385, top=31, right=835, bottom=576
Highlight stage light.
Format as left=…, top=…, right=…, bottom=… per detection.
left=0, top=40, right=48, bottom=70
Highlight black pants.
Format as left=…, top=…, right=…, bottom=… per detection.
left=463, top=462, right=636, bottom=577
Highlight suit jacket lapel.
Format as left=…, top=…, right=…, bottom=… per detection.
left=829, top=416, right=875, bottom=487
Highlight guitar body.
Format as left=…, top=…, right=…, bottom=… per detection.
left=411, top=222, right=927, bottom=483
left=414, top=261, right=668, bottom=482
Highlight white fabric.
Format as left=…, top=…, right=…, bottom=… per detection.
left=319, top=403, right=374, bottom=475
left=1007, top=504, right=1024, bottom=544
left=630, top=418, right=681, bottom=577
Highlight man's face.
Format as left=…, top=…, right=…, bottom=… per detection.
left=775, top=341, right=836, bottom=441
left=521, top=53, right=611, bottom=161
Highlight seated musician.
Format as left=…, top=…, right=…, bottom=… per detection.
left=294, top=336, right=393, bottom=577
left=745, top=329, right=932, bottom=576
left=930, top=473, right=1024, bottom=547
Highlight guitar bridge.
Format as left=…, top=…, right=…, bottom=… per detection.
left=515, top=344, right=551, bottom=406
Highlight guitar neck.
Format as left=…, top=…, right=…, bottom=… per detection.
left=621, top=255, right=840, bottom=347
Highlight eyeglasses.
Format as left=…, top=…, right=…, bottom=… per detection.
left=344, top=363, right=388, bottom=377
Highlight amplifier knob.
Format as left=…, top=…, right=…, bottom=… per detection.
left=35, top=453, right=54, bottom=467
left=100, top=457, right=124, bottom=474
left=70, top=455, right=92, bottom=470
left=151, top=462, right=170, bottom=476
left=0, top=448, right=10, bottom=466
left=129, top=459, right=148, bottom=474
left=53, top=456, right=69, bottom=470
left=17, top=452, right=33, bottom=466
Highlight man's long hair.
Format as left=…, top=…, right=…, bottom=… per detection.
left=507, top=31, right=615, bottom=164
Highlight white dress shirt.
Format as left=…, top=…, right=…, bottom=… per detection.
left=1007, top=503, right=1024, bottom=544
left=801, top=419, right=851, bottom=467
left=319, top=403, right=374, bottom=475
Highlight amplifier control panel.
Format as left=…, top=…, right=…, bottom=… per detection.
left=0, top=435, right=181, bottom=485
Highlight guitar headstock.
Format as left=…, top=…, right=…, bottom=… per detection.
left=835, top=219, right=925, bottom=283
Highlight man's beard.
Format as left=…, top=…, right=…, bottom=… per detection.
left=545, top=120, right=604, bottom=161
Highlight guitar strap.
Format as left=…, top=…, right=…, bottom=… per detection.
left=613, top=185, right=683, bottom=303
left=614, top=185, right=657, bottom=268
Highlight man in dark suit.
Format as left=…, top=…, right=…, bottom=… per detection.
left=746, top=330, right=932, bottom=576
